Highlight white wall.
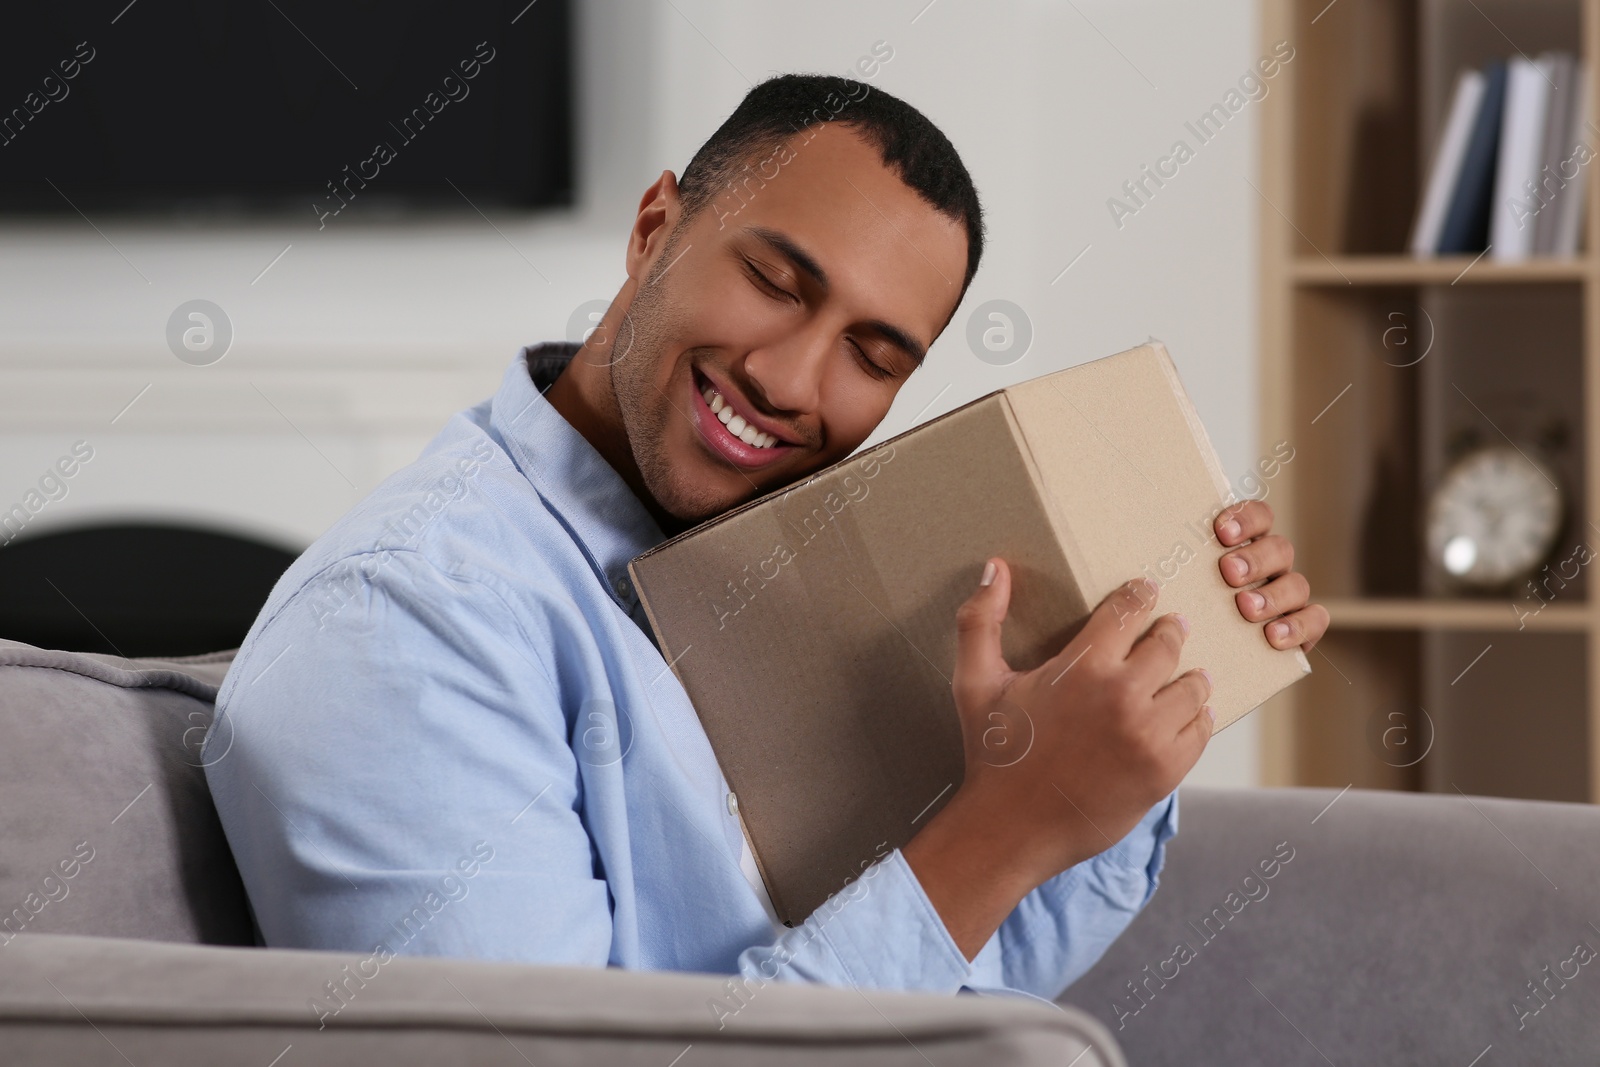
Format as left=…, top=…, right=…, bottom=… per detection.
left=0, top=0, right=1265, bottom=786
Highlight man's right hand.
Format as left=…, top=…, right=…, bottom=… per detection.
left=952, top=557, right=1214, bottom=881
left=902, top=557, right=1214, bottom=960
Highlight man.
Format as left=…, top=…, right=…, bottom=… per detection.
left=204, top=74, right=1327, bottom=1009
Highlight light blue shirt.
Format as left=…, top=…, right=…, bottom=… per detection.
left=204, top=343, right=1178, bottom=1011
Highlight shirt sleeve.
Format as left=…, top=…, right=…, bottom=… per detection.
left=989, top=788, right=1181, bottom=1001
left=721, top=790, right=1178, bottom=1003
left=723, top=845, right=976, bottom=999
left=205, top=549, right=616, bottom=968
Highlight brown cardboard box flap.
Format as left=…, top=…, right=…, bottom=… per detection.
left=630, top=342, right=1310, bottom=925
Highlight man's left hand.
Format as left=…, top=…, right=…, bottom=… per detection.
left=1214, top=500, right=1328, bottom=654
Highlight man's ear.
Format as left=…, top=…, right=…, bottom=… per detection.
left=626, top=170, right=683, bottom=283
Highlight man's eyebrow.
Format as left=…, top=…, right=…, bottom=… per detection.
left=862, top=319, right=927, bottom=366
left=746, top=226, right=928, bottom=366
left=748, top=226, right=828, bottom=288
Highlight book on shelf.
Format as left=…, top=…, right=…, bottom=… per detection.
left=1490, top=56, right=1555, bottom=260
left=1533, top=53, right=1578, bottom=255
left=1553, top=63, right=1591, bottom=257
left=1409, top=69, right=1486, bottom=256
left=1413, top=54, right=1590, bottom=260
left=1437, top=60, right=1507, bottom=255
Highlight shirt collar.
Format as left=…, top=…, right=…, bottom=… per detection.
left=490, top=342, right=667, bottom=613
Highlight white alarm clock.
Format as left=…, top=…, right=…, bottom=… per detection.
left=1425, top=445, right=1564, bottom=590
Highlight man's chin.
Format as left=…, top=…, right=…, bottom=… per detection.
left=640, top=453, right=760, bottom=530
left=643, top=430, right=836, bottom=530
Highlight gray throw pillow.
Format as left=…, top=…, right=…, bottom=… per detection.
left=0, top=640, right=255, bottom=947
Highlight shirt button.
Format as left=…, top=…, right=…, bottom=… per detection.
left=613, top=574, right=632, bottom=600
left=726, top=792, right=739, bottom=816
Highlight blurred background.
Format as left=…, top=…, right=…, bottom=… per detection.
left=13, top=0, right=1568, bottom=798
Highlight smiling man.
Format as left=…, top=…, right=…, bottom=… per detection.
left=204, top=74, right=1327, bottom=1009
left=547, top=82, right=973, bottom=531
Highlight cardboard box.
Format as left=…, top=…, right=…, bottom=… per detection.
left=629, top=342, right=1311, bottom=926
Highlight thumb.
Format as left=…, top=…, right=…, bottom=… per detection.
left=953, top=557, right=1012, bottom=711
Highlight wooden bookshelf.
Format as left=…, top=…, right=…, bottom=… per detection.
left=1321, top=597, right=1591, bottom=631
left=1292, top=255, right=1590, bottom=285
left=1259, top=0, right=1600, bottom=802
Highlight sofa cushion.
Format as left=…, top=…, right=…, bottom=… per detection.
left=0, top=932, right=1127, bottom=1066
left=0, top=640, right=255, bottom=946
left=1063, top=785, right=1600, bottom=1063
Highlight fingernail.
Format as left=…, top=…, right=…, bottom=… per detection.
left=1143, top=577, right=1159, bottom=596
left=1200, top=668, right=1214, bottom=690
left=1220, top=519, right=1241, bottom=542
left=1204, top=706, right=1216, bottom=724
left=1225, top=556, right=1248, bottom=580
left=1269, top=620, right=1290, bottom=641
left=1174, top=612, right=1189, bottom=634
left=1244, top=591, right=1266, bottom=613
left=980, top=561, right=997, bottom=587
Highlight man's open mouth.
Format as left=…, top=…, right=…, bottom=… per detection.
left=690, top=367, right=798, bottom=470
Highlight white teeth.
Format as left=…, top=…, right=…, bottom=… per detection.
left=702, top=378, right=780, bottom=448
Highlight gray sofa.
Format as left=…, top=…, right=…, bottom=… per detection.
left=2, top=641, right=1596, bottom=1065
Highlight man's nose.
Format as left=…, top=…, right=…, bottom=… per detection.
left=744, top=323, right=832, bottom=416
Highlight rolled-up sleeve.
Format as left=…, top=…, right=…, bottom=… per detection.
left=987, top=789, right=1180, bottom=1001
left=727, top=846, right=976, bottom=996
left=731, top=790, right=1179, bottom=1002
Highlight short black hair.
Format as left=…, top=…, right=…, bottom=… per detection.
left=676, top=73, right=984, bottom=303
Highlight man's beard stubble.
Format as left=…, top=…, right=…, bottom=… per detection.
left=607, top=257, right=738, bottom=526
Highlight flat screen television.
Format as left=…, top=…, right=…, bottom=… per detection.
left=0, top=0, right=573, bottom=218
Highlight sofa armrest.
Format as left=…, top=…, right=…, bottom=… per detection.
left=2, top=932, right=1126, bottom=1066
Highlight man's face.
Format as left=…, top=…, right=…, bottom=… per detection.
left=602, top=122, right=968, bottom=525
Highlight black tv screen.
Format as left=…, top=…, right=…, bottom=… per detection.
left=0, top=0, right=573, bottom=217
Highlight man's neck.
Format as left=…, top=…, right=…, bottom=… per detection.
left=544, top=342, right=683, bottom=536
